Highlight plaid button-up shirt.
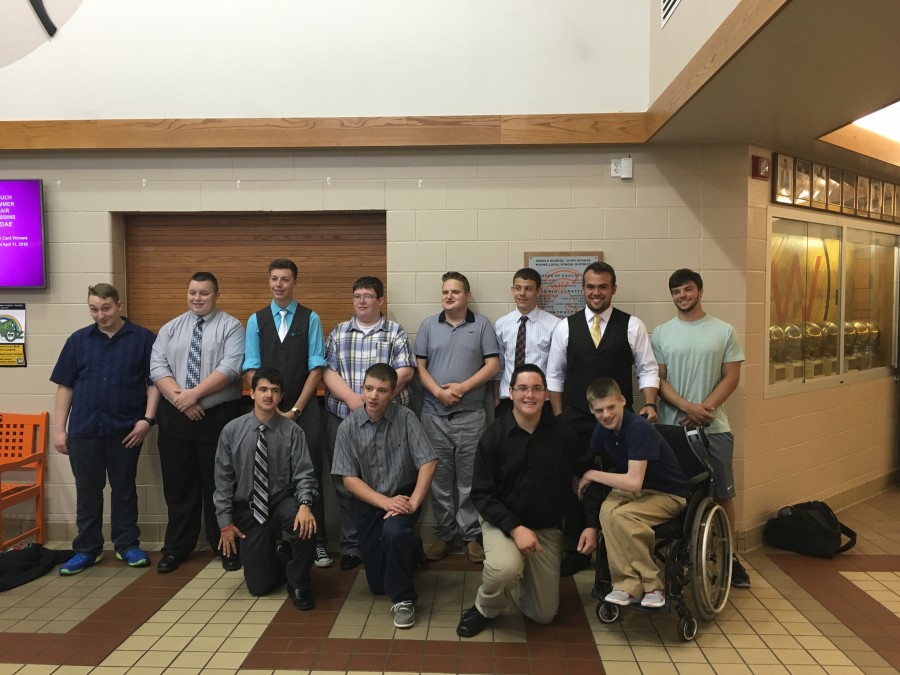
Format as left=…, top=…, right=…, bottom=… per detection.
left=324, top=314, right=415, bottom=419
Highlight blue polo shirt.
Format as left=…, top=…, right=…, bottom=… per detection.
left=590, top=410, right=690, bottom=498
left=50, top=318, right=156, bottom=439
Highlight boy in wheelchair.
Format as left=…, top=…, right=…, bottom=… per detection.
left=577, top=377, right=690, bottom=608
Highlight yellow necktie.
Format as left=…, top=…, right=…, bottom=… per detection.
left=590, top=315, right=602, bottom=347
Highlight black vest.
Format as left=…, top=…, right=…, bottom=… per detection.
left=565, top=307, right=635, bottom=413
left=256, top=304, right=311, bottom=413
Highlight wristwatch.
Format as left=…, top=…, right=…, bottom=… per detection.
left=642, top=403, right=657, bottom=411
left=299, top=500, right=313, bottom=508
left=142, top=416, right=157, bottom=426
left=290, top=407, right=302, bottom=418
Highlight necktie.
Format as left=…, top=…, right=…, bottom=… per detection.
left=514, top=315, right=527, bottom=368
left=278, top=309, right=289, bottom=342
left=251, top=424, right=269, bottom=525
left=590, top=314, right=602, bottom=348
left=184, top=316, right=204, bottom=388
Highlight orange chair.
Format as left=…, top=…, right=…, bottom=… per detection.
left=0, top=412, right=48, bottom=548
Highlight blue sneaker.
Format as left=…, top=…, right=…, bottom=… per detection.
left=60, top=552, right=102, bottom=575
left=116, top=547, right=150, bottom=568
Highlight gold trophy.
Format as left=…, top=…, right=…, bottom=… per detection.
left=819, top=321, right=839, bottom=374
left=803, top=322, right=824, bottom=377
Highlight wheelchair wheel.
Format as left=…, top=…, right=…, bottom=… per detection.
left=689, top=499, right=732, bottom=621
left=677, top=616, right=698, bottom=641
left=596, top=601, right=620, bottom=623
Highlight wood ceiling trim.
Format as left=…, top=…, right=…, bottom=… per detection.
left=645, top=0, right=791, bottom=141
left=819, top=125, right=900, bottom=169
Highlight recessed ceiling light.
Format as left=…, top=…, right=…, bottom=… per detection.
left=854, top=101, right=900, bottom=143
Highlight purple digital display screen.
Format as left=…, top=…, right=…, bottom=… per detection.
left=0, top=180, right=46, bottom=288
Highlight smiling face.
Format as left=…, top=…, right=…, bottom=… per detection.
left=583, top=270, right=616, bottom=314
left=187, top=280, right=219, bottom=317
left=269, top=268, right=296, bottom=307
left=511, top=277, right=539, bottom=313
left=88, top=294, right=124, bottom=333
left=589, top=393, right=626, bottom=434
left=670, top=280, right=703, bottom=315
left=251, top=378, right=283, bottom=416
left=353, top=287, right=384, bottom=324
left=509, top=370, right=548, bottom=422
left=441, top=279, right=470, bottom=314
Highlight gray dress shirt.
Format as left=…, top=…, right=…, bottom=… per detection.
left=214, top=412, right=318, bottom=529
left=332, top=403, right=436, bottom=497
left=150, top=308, right=245, bottom=409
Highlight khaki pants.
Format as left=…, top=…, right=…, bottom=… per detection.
left=475, top=520, right=563, bottom=624
left=599, top=488, right=686, bottom=599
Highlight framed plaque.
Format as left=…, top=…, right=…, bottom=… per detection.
left=842, top=172, right=857, bottom=213
left=870, top=179, right=883, bottom=216
left=774, top=154, right=794, bottom=204
left=794, top=159, right=811, bottom=206
left=524, top=251, right=604, bottom=318
left=884, top=183, right=895, bottom=221
left=811, top=164, right=827, bottom=209
left=856, top=175, right=870, bottom=216
left=827, top=167, right=842, bottom=212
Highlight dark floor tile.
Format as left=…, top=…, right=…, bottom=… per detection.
left=531, top=657, right=563, bottom=675
left=567, top=658, right=605, bottom=675
left=458, top=655, right=493, bottom=674
left=285, top=636, right=324, bottom=653
left=254, top=636, right=292, bottom=652
left=385, top=652, right=423, bottom=671
left=390, top=639, right=426, bottom=655
left=348, top=652, right=387, bottom=671
left=493, top=656, right=531, bottom=674
left=462, top=642, right=494, bottom=657
left=527, top=642, right=564, bottom=658
left=423, top=640, right=459, bottom=655
left=357, top=637, right=391, bottom=654
left=422, top=653, right=459, bottom=673
left=279, top=652, right=316, bottom=670
left=494, top=642, right=523, bottom=658
left=312, top=650, right=353, bottom=670
left=241, top=652, right=283, bottom=669
left=562, top=642, right=599, bottom=659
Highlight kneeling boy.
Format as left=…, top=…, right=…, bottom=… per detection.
left=332, top=363, right=437, bottom=629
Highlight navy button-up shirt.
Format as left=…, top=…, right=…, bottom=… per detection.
left=50, top=318, right=156, bottom=439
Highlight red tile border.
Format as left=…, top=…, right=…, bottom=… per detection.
left=769, top=553, right=900, bottom=670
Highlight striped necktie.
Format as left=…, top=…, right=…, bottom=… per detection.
left=251, top=424, right=269, bottom=525
left=514, top=315, right=527, bottom=368
left=184, top=316, right=204, bottom=388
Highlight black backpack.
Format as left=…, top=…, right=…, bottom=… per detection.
left=763, top=501, right=856, bottom=558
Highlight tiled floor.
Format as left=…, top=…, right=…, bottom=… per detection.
left=0, top=487, right=899, bottom=674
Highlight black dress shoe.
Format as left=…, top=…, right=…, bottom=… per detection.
left=275, top=539, right=292, bottom=566
left=287, top=584, right=315, bottom=611
left=221, top=553, right=241, bottom=572
left=457, top=605, right=488, bottom=638
left=560, top=552, right=592, bottom=577
left=157, top=554, right=181, bottom=574
left=340, top=554, right=363, bottom=571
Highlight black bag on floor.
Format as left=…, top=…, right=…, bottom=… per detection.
left=763, top=500, right=856, bottom=558
left=0, top=542, right=73, bottom=591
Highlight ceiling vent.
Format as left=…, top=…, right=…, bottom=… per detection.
left=662, top=0, right=682, bottom=27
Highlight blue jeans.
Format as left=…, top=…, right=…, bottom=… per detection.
left=67, top=433, right=142, bottom=556
left=356, top=489, right=423, bottom=604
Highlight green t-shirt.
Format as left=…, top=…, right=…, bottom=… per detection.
left=650, top=314, right=744, bottom=434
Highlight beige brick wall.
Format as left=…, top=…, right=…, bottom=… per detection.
left=0, top=143, right=895, bottom=549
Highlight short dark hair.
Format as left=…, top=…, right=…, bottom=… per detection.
left=513, top=268, right=542, bottom=289
left=268, top=258, right=298, bottom=280
left=442, top=271, right=470, bottom=293
left=586, top=377, right=622, bottom=403
left=354, top=276, right=384, bottom=299
left=583, top=261, right=616, bottom=287
left=87, top=283, right=119, bottom=303
left=364, top=363, right=398, bottom=388
left=668, top=268, right=703, bottom=291
left=510, top=363, right=547, bottom=389
left=190, top=271, right=219, bottom=293
left=252, top=367, right=284, bottom=391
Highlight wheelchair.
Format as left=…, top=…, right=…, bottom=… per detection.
left=591, top=424, right=732, bottom=641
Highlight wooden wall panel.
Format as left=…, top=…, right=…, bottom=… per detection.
left=124, top=212, right=386, bottom=336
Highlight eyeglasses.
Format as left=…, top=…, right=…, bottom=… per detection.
left=511, top=385, right=546, bottom=394
left=353, top=294, right=378, bottom=302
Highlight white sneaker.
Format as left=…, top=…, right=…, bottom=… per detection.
left=641, top=590, right=666, bottom=608
left=314, top=546, right=333, bottom=568
left=604, top=589, right=638, bottom=606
